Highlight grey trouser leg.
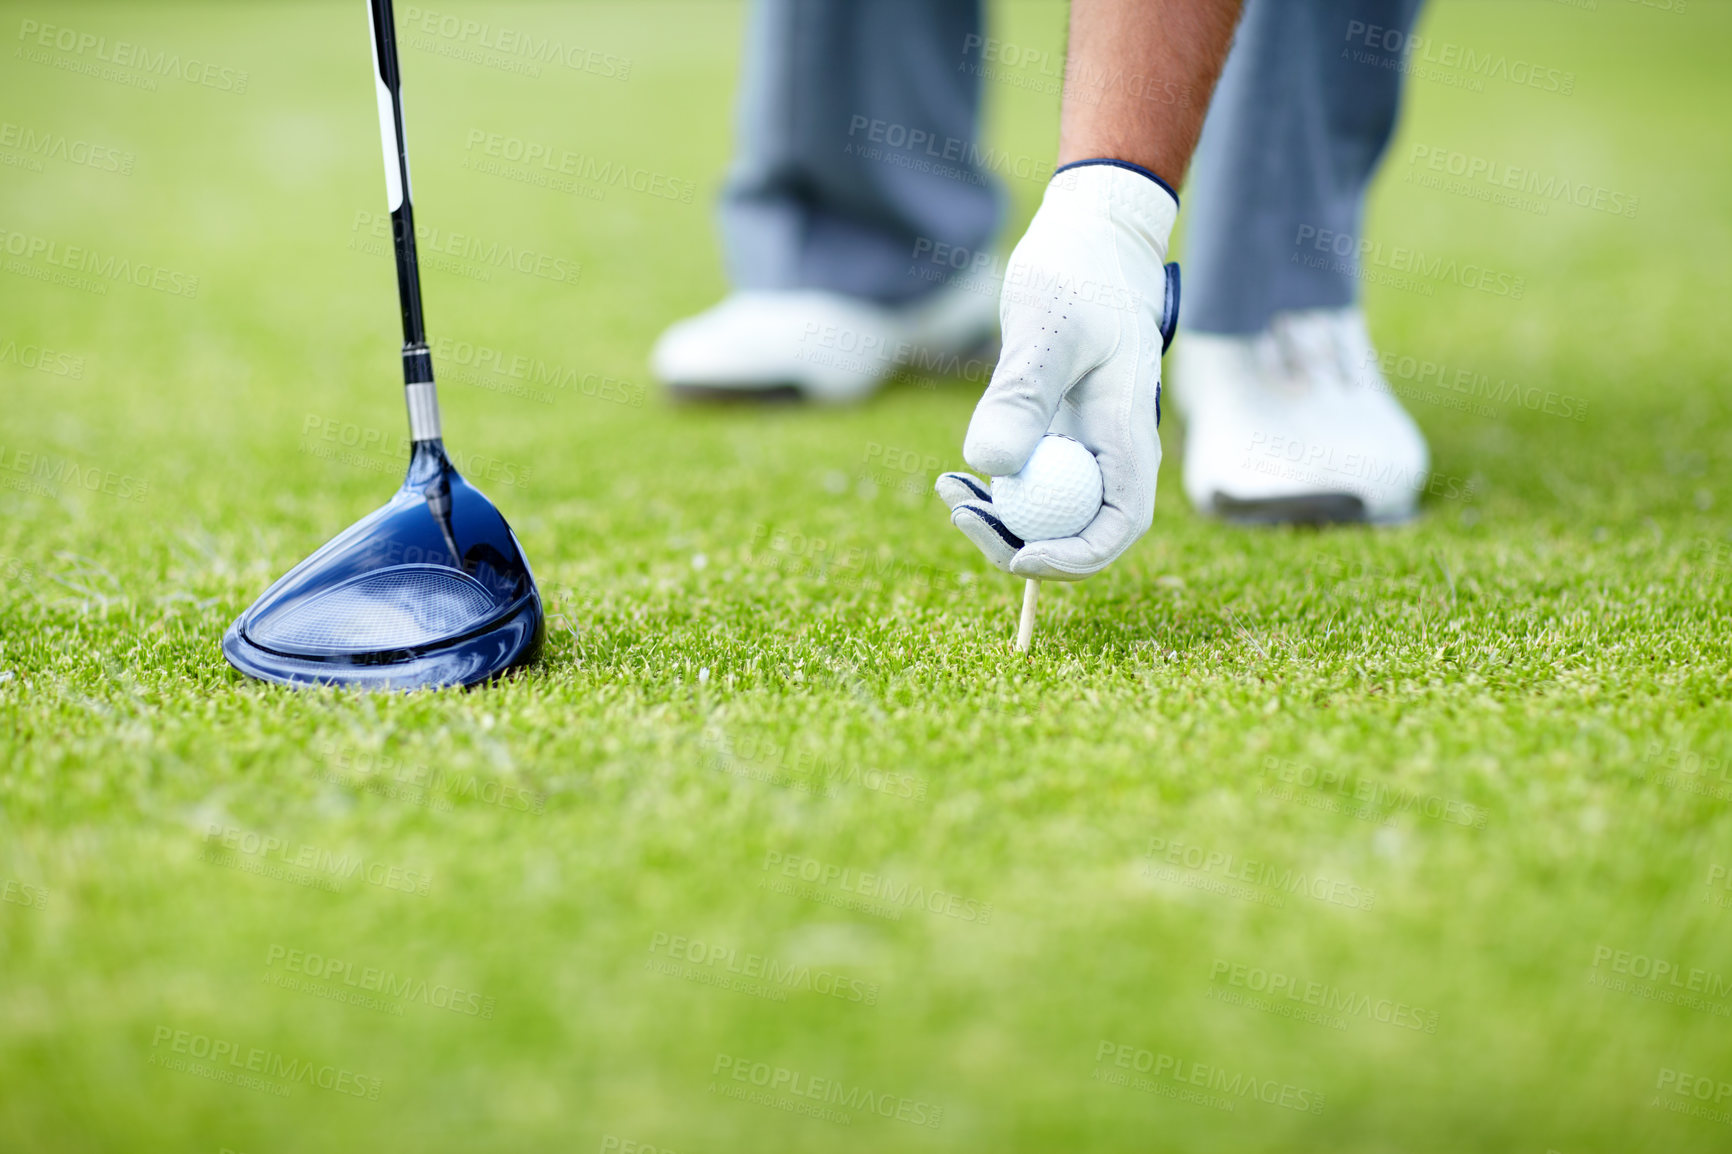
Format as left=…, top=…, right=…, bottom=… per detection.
left=719, top=0, right=1001, bottom=306
left=1183, top=0, right=1427, bottom=334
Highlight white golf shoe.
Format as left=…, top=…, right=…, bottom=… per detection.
left=1170, top=308, right=1429, bottom=524
left=651, top=280, right=999, bottom=404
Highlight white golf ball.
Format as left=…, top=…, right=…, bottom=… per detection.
left=991, top=434, right=1103, bottom=541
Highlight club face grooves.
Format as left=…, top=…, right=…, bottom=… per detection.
left=223, top=599, right=543, bottom=690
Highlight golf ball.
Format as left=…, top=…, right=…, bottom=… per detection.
left=991, top=434, right=1103, bottom=541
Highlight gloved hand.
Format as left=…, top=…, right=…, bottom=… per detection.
left=936, top=160, right=1179, bottom=581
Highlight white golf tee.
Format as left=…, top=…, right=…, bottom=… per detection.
left=1016, top=578, right=1040, bottom=653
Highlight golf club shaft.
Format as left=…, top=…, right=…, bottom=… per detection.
left=366, top=0, right=440, bottom=443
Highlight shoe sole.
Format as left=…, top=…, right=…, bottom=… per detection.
left=1208, top=491, right=1370, bottom=526
left=661, top=329, right=1003, bottom=407
left=1205, top=491, right=1423, bottom=527
left=663, top=381, right=807, bottom=404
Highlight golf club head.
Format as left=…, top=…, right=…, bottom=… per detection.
left=223, top=440, right=543, bottom=690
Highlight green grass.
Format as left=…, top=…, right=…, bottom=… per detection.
left=4, top=1, right=1732, bottom=1150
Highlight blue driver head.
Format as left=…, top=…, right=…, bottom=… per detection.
left=223, top=440, right=543, bottom=690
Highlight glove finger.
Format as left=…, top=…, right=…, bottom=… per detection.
left=934, top=471, right=992, bottom=512
left=949, top=503, right=1022, bottom=573
left=963, top=300, right=1111, bottom=478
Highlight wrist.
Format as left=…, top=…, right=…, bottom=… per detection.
left=1053, top=158, right=1181, bottom=207
left=1044, top=160, right=1179, bottom=256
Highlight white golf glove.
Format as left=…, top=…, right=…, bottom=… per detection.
left=936, top=161, right=1179, bottom=581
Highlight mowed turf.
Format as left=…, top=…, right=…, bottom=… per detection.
left=3, top=1, right=1731, bottom=1150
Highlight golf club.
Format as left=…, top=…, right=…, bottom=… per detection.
left=221, top=0, right=544, bottom=690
